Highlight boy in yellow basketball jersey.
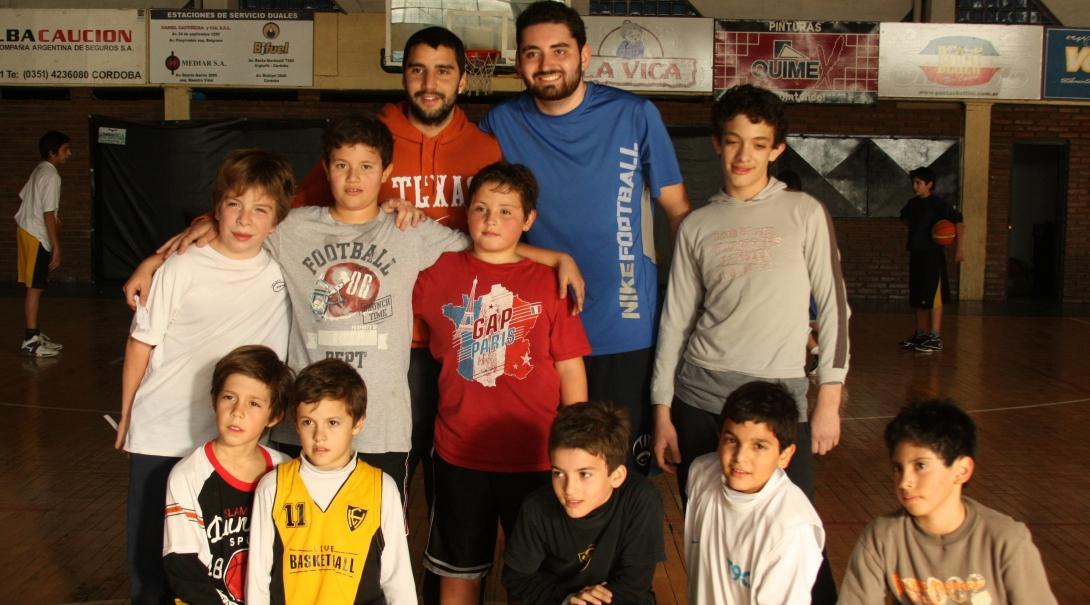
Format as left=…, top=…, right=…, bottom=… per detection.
left=247, top=359, right=416, bottom=604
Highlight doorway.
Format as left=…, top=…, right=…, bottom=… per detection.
left=1008, top=141, right=1067, bottom=301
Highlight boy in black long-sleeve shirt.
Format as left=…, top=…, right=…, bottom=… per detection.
left=503, top=401, right=664, bottom=604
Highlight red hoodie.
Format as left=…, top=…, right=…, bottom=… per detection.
left=292, top=102, right=503, bottom=345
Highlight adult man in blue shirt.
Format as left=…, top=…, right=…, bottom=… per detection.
left=480, top=1, right=690, bottom=475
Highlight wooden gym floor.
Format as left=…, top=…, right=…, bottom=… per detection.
left=1, top=292, right=1088, bottom=604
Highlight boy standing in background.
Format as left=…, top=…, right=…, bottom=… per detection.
left=899, top=167, right=964, bottom=352
left=15, top=130, right=71, bottom=357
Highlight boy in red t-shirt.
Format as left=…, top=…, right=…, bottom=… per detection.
left=412, top=161, right=590, bottom=605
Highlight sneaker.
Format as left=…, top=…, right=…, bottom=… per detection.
left=39, top=333, right=62, bottom=351
left=21, top=335, right=60, bottom=358
left=900, top=332, right=926, bottom=349
left=914, top=335, right=944, bottom=352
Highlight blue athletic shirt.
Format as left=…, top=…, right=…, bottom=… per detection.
left=480, top=83, right=683, bottom=355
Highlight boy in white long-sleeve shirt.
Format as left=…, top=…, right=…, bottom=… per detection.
left=247, top=359, right=415, bottom=604
left=685, top=381, right=824, bottom=605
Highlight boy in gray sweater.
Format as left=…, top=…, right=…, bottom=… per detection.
left=840, top=400, right=1056, bottom=604
left=650, top=84, right=850, bottom=496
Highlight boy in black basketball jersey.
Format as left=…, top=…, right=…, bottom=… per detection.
left=163, top=345, right=293, bottom=605
left=246, top=359, right=416, bottom=604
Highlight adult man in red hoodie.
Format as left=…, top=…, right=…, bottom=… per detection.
left=294, top=26, right=502, bottom=510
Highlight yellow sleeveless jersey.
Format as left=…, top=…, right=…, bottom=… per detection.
left=270, top=458, right=387, bottom=605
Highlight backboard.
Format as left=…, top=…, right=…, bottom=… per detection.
left=383, top=0, right=571, bottom=73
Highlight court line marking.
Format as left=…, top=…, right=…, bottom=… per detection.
left=845, top=396, right=1090, bottom=421
left=0, top=401, right=113, bottom=414
left=1068, top=317, right=1090, bottom=327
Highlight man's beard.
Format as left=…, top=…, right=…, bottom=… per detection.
left=527, top=69, right=581, bottom=101
left=408, top=91, right=456, bottom=125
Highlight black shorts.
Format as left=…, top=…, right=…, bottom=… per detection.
left=423, top=454, right=549, bottom=579
left=585, top=347, right=653, bottom=475
left=16, top=228, right=50, bottom=290
left=908, top=249, right=949, bottom=309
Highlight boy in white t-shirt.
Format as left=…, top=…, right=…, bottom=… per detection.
left=115, top=149, right=294, bottom=605
left=685, top=381, right=824, bottom=605
left=15, top=130, right=71, bottom=357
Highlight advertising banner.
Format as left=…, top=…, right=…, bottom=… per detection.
left=149, top=9, right=312, bottom=87
left=584, top=16, right=713, bottom=93
left=1044, top=28, right=1090, bottom=100
left=713, top=20, right=879, bottom=104
left=879, top=22, right=1042, bottom=99
left=0, top=9, right=146, bottom=85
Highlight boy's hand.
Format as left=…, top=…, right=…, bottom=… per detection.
left=569, top=583, right=612, bottom=605
left=49, top=247, right=61, bottom=270
left=122, top=256, right=162, bottom=310
left=113, top=413, right=130, bottom=450
left=156, top=215, right=216, bottom=255
left=810, top=383, right=842, bottom=455
left=652, top=404, right=680, bottom=474
left=556, top=253, right=585, bottom=314
left=380, top=198, right=425, bottom=230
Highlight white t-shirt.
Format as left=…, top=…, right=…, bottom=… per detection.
left=125, top=245, right=290, bottom=457
left=15, top=161, right=61, bottom=250
left=685, top=455, right=824, bottom=605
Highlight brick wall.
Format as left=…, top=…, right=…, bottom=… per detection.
left=990, top=104, right=1090, bottom=303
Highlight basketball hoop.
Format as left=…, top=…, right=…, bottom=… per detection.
left=464, top=49, right=500, bottom=96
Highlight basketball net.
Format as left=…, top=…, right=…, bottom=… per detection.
left=465, top=49, right=500, bottom=96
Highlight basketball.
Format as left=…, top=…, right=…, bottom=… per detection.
left=932, top=219, right=956, bottom=246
